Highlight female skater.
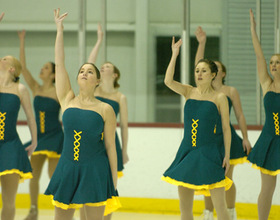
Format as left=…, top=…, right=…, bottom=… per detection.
left=44, top=9, right=120, bottom=220
left=161, top=36, right=232, bottom=220
left=247, top=9, right=280, bottom=220
left=195, top=26, right=252, bottom=220
left=79, top=22, right=128, bottom=220
left=18, top=30, right=64, bottom=220
left=88, top=24, right=129, bottom=176
left=0, top=12, right=37, bottom=220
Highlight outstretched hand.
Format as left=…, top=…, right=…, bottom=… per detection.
left=18, top=30, right=26, bottom=40
left=0, top=12, right=5, bottom=22
left=195, top=26, right=206, bottom=44
left=97, top=23, right=103, bottom=42
left=171, top=36, right=182, bottom=57
left=54, top=8, right=68, bottom=27
left=249, top=9, right=256, bottom=31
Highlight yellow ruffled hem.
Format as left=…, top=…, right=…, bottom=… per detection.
left=49, top=195, right=121, bottom=216
left=251, top=164, right=280, bottom=176
left=33, top=150, right=61, bottom=158
left=230, top=157, right=249, bottom=165
left=161, top=176, right=233, bottom=196
left=0, top=169, right=33, bottom=183
left=118, top=171, right=124, bottom=178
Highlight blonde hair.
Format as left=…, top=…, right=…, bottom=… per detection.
left=8, top=56, right=22, bottom=82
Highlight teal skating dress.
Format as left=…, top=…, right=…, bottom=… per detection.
left=248, top=91, right=280, bottom=176
left=96, top=96, right=124, bottom=177
left=24, top=96, right=63, bottom=158
left=162, top=99, right=232, bottom=196
left=216, top=97, right=247, bottom=165
left=0, top=93, right=32, bottom=181
left=45, top=108, right=121, bottom=215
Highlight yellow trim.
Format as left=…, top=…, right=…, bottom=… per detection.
left=230, top=157, right=248, bottom=165
left=46, top=195, right=121, bottom=216
left=161, top=176, right=232, bottom=196
left=251, top=163, right=280, bottom=176
left=33, top=151, right=61, bottom=158
left=0, top=112, right=6, bottom=140
left=0, top=169, right=32, bottom=182
left=73, top=130, right=82, bottom=161
left=273, top=112, right=280, bottom=135
left=39, top=111, right=45, bottom=133
left=3, top=194, right=280, bottom=219
left=118, top=171, right=124, bottom=178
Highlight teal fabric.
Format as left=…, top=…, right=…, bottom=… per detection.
left=248, top=91, right=280, bottom=172
left=45, top=108, right=118, bottom=204
left=96, top=97, right=123, bottom=172
left=24, top=96, right=63, bottom=155
left=0, top=93, right=32, bottom=177
left=163, top=99, right=226, bottom=186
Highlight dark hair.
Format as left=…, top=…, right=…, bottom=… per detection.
left=77, top=63, right=100, bottom=79
left=215, top=61, right=227, bottom=84
left=196, top=59, right=218, bottom=80
left=14, top=76, right=20, bottom=82
left=49, top=62, right=56, bottom=83
left=49, top=62, right=56, bottom=74
left=104, top=62, right=120, bottom=88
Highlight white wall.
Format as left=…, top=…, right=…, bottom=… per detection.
left=0, top=0, right=224, bottom=123
left=16, top=125, right=280, bottom=205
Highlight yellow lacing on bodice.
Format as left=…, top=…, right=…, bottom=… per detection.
left=214, top=124, right=216, bottom=134
left=191, top=119, right=199, bottom=147
left=273, top=112, right=280, bottom=136
left=0, top=112, right=6, bottom=140
left=73, top=130, right=82, bottom=161
left=39, top=111, right=45, bottom=133
left=101, top=132, right=104, bottom=140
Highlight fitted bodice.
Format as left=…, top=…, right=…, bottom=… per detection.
left=62, top=108, right=106, bottom=162
left=0, top=93, right=20, bottom=142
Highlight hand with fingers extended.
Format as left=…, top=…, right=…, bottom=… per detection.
left=195, top=26, right=206, bottom=44
left=18, top=30, right=26, bottom=40
left=97, top=23, right=103, bottom=42
left=171, top=36, right=182, bottom=57
left=0, top=12, right=4, bottom=22
left=54, top=8, right=68, bottom=29
left=249, top=9, right=256, bottom=32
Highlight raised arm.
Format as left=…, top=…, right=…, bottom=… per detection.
left=119, top=94, right=129, bottom=165
left=0, top=12, right=4, bottom=22
left=19, top=83, right=37, bottom=156
left=230, top=87, right=252, bottom=154
left=195, top=26, right=206, bottom=65
left=250, top=9, right=272, bottom=93
left=103, top=104, right=118, bottom=189
left=18, top=30, right=40, bottom=93
left=87, top=24, right=103, bottom=63
left=218, top=93, right=231, bottom=175
left=164, top=37, right=192, bottom=97
left=54, top=9, right=74, bottom=110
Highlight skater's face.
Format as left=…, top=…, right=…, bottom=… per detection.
left=213, top=61, right=226, bottom=84
left=77, top=63, right=100, bottom=89
left=195, top=62, right=216, bottom=85
left=39, top=62, right=55, bottom=82
left=100, top=62, right=118, bottom=83
left=270, top=55, right=280, bottom=77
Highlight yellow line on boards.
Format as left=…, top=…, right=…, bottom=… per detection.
left=6, top=194, right=280, bottom=219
